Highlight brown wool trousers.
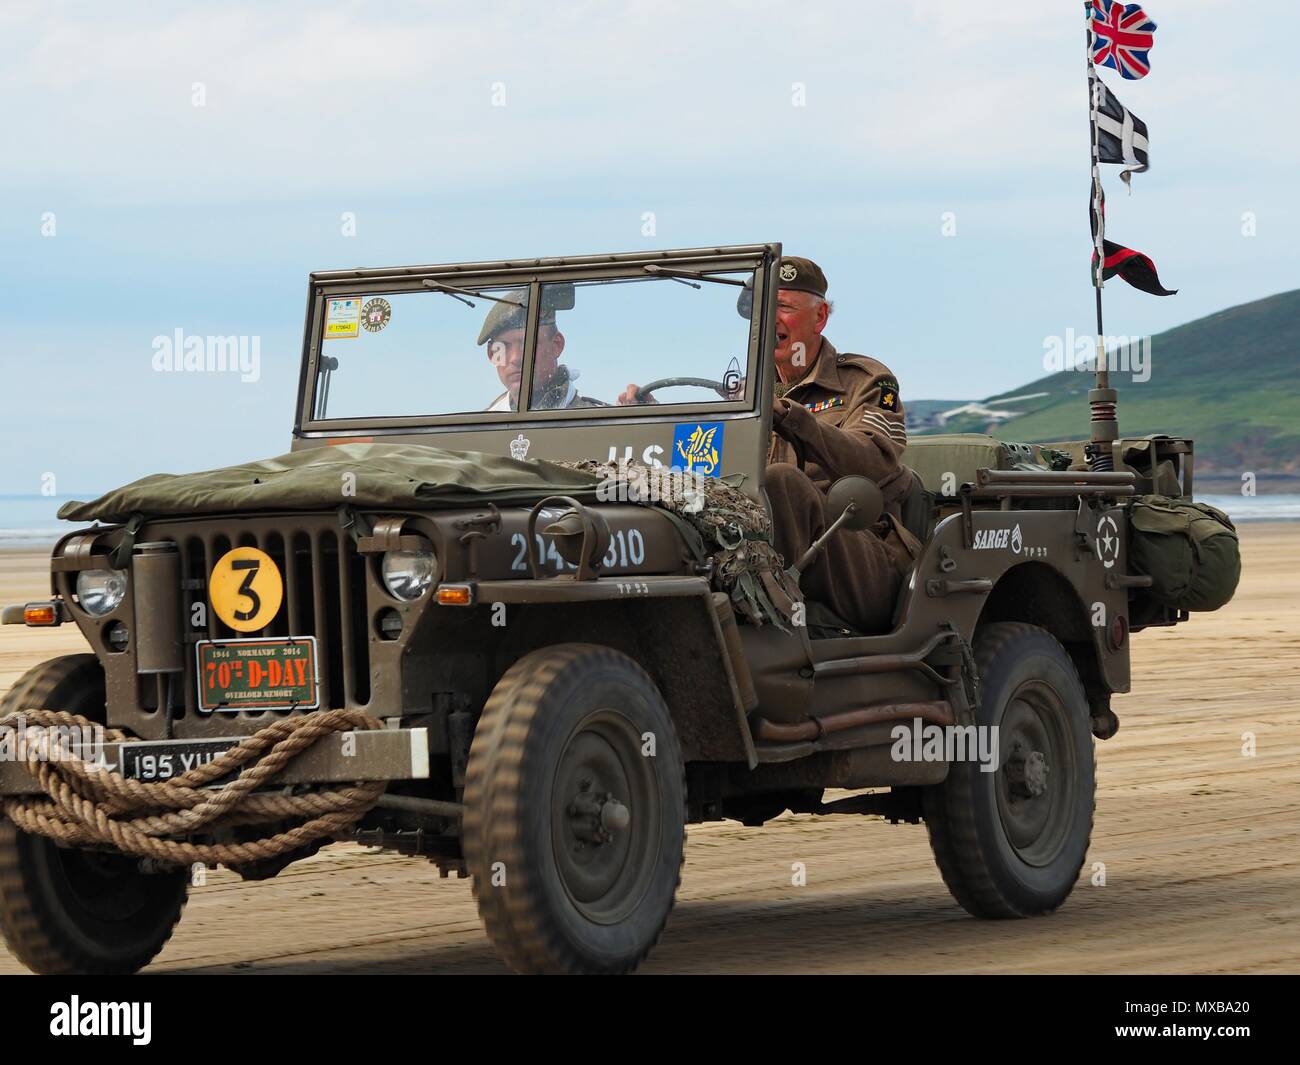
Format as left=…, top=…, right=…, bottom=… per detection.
left=764, top=463, right=900, bottom=634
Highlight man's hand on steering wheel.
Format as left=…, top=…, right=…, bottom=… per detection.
left=617, top=383, right=658, bottom=406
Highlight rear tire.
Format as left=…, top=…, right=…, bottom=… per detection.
left=463, top=644, right=685, bottom=974
left=0, top=655, right=189, bottom=974
left=923, top=623, right=1095, bottom=918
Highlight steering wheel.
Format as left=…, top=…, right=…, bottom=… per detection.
left=634, top=377, right=733, bottom=401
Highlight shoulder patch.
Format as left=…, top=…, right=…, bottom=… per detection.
left=877, top=378, right=901, bottom=411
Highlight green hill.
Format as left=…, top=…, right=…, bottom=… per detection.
left=920, top=289, right=1300, bottom=473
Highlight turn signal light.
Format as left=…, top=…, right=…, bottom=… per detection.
left=436, top=584, right=474, bottom=607
left=24, top=604, right=59, bottom=626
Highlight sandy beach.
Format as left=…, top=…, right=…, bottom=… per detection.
left=1, top=525, right=1297, bottom=974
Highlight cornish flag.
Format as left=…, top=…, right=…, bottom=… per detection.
left=1089, top=0, right=1158, bottom=80
left=1093, top=76, right=1150, bottom=184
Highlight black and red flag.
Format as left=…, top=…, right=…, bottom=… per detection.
left=1093, top=240, right=1177, bottom=296
left=1089, top=184, right=1176, bottom=295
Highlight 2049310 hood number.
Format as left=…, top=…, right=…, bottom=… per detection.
left=510, top=528, right=646, bottom=572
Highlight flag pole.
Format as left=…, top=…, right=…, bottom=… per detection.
left=1086, top=3, right=1118, bottom=472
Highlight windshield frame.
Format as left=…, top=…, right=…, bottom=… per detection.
left=295, top=244, right=779, bottom=437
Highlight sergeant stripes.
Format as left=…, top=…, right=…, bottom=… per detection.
left=861, top=408, right=908, bottom=446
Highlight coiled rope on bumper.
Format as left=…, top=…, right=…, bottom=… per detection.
left=0, top=708, right=386, bottom=868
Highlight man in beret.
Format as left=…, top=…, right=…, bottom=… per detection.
left=765, top=256, right=917, bottom=633
left=613, top=255, right=914, bottom=631
left=479, top=294, right=602, bottom=411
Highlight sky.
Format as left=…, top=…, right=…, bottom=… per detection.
left=1, top=0, right=1296, bottom=495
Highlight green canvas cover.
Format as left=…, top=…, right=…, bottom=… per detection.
left=57, top=443, right=604, bottom=524
left=1041, top=436, right=1184, bottom=496
left=902, top=434, right=1071, bottom=494
left=1127, top=495, right=1241, bottom=613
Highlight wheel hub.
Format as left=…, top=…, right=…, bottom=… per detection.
left=1005, top=743, right=1050, bottom=799
left=566, top=779, right=631, bottom=846
left=549, top=712, right=658, bottom=923
left=994, top=683, right=1075, bottom=867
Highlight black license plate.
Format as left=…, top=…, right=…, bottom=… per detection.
left=120, top=739, right=240, bottom=783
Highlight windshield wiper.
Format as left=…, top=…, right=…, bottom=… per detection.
left=421, top=279, right=523, bottom=308
left=642, top=264, right=747, bottom=287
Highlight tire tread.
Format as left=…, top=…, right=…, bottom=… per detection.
left=463, top=643, right=685, bottom=974
left=0, top=655, right=189, bottom=974
left=924, top=623, right=1095, bottom=919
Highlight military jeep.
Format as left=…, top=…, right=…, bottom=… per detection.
left=1, top=243, right=1204, bottom=975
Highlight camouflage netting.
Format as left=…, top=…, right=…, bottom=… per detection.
left=561, top=460, right=798, bottom=629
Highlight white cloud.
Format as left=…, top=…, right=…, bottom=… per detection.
left=7, top=0, right=1289, bottom=208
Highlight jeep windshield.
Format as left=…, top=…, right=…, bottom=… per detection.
left=309, top=269, right=757, bottom=423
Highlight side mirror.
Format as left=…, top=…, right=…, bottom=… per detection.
left=736, top=280, right=754, bottom=320
left=786, top=476, right=885, bottom=583
left=826, top=475, right=883, bottom=530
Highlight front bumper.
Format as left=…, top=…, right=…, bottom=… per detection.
left=0, top=725, right=429, bottom=797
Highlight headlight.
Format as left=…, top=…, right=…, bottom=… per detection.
left=381, top=550, right=436, bottom=601
left=76, top=568, right=128, bottom=616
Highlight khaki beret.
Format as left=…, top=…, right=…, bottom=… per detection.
left=476, top=294, right=556, bottom=346
left=776, top=255, right=828, bottom=298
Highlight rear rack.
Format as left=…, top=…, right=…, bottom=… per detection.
left=956, top=468, right=1137, bottom=549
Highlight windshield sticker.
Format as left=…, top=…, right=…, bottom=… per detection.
left=672, top=422, right=723, bottom=477
left=723, top=357, right=743, bottom=397
left=361, top=297, right=392, bottom=333
left=325, top=297, right=361, bottom=338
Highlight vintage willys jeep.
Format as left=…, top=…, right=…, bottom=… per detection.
left=1, top=244, right=1210, bottom=975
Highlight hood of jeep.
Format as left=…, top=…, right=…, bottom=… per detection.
left=57, top=443, right=603, bottom=524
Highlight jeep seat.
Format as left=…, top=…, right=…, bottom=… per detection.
left=897, top=465, right=932, bottom=543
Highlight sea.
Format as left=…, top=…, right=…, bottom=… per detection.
left=1, top=490, right=1297, bottom=549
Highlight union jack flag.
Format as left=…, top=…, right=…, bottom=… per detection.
left=1089, top=0, right=1158, bottom=80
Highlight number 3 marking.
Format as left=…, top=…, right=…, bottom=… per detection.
left=231, top=558, right=262, bottom=620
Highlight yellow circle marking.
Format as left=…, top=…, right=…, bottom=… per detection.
left=210, top=547, right=283, bottom=632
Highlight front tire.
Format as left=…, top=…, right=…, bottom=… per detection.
left=0, top=655, right=189, bottom=974
left=463, top=644, right=685, bottom=974
left=923, top=623, right=1095, bottom=918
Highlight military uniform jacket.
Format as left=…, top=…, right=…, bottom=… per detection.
left=768, top=338, right=912, bottom=506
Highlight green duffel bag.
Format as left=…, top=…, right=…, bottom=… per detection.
left=1128, top=496, right=1241, bottom=612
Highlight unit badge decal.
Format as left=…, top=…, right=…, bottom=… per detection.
left=671, top=422, right=723, bottom=477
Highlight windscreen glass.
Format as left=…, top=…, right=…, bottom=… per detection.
left=312, top=270, right=754, bottom=420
